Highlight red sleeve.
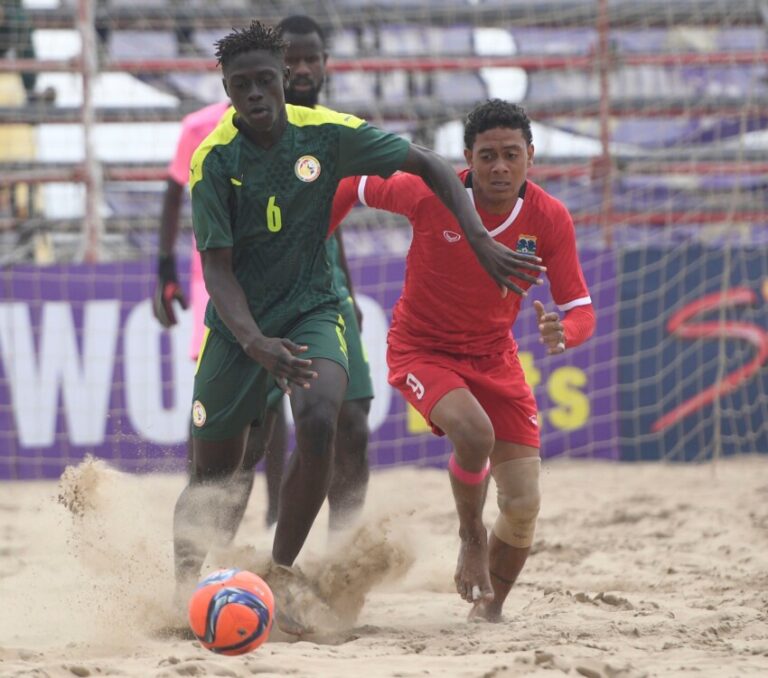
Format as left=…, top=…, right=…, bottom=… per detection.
left=562, top=303, right=595, bottom=348
left=357, top=172, right=430, bottom=220
left=541, top=203, right=592, bottom=313
left=328, top=177, right=359, bottom=237
left=328, top=172, right=430, bottom=237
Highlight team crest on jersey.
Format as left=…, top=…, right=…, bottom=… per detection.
left=516, top=234, right=537, bottom=255
left=443, top=230, right=461, bottom=243
left=294, top=155, right=321, bottom=182
left=192, top=400, right=207, bottom=427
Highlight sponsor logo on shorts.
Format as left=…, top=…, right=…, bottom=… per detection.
left=406, top=373, right=425, bottom=400
left=516, top=234, right=537, bottom=255
left=443, top=230, right=461, bottom=243
left=528, top=414, right=538, bottom=427
left=192, top=400, right=207, bottom=427
left=294, top=155, right=321, bottom=182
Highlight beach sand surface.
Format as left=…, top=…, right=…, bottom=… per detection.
left=1, top=456, right=767, bottom=677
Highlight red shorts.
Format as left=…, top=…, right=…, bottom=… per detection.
left=387, top=345, right=540, bottom=448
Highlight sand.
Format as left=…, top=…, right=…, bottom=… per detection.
left=1, top=455, right=768, bottom=678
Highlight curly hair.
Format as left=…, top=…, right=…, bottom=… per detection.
left=214, top=21, right=287, bottom=69
left=464, top=99, right=533, bottom=150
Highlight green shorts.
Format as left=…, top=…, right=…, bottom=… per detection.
left=266, top=295, right=374, bottom=411
left=190, top=307, right=349, bottom=440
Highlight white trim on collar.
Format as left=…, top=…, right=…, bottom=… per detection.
left=466, top=187, right=524, bottom=238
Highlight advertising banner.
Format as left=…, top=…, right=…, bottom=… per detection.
left=618, top=244, right=768, bottom=461
left=0, top=245, right=616, bottom=479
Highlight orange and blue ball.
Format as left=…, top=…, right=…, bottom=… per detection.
left=188, top=568, right=275, bottom=655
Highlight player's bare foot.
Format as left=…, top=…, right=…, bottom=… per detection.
left=468, top=599, right=504, bottom=623
left=454, top=530, right=493, bottom=604
left=262, top=562, right=335, bottom=636
left=274, top=599, right=311, bottom=637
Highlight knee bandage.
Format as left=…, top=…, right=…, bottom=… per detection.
left=492, top=457, right=541, bottom=548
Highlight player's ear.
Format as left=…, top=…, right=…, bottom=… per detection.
left=463, top=147, right=473, bottom=168
left=283, top=66, right=290, bottom=84
left=222, top=78, right=230, bottom=98
left=527, top=143, right=535, bottom=167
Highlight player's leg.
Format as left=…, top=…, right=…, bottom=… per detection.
left=388, top=345, right=494, bottom=604
left=173, top=328, right=271, bottom=592
left=328, top=396, right=371, bottom=530
left=185, top=432, right=193, bottom=476
left=264, top=398, right=288, bottom=528
left=271, top=311, right=349, bottom=566
left=430, top=389, right=495, bottom=604
left=215, top=404, right=281, bottom=542
left=471, top=444, right=539, bottom=622
left=465, top=349, right=541, bottom=622
left=327, top=298, right=373, bottom=530
left=173, top=430, right=248, bottom=590
left=272, top=358, right=347, bottom=564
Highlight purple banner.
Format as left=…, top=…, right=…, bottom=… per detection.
left=0, top=246, right=617, bottom=480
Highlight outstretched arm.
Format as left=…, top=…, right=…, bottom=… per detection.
left=398, top=144, right=545, bottom=296
left=201, top=248, right=317, bottom=394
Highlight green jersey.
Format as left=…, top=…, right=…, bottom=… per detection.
left=326, top=234, right=350, bottom=301
left=190, top=104, right=409, bottom=340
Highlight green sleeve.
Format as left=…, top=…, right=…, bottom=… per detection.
left=190, top=152, right=233, bottom=251
left=337, top=123, right=410, bottom=179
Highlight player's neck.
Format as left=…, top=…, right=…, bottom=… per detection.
left=234, top=111, right=288, bottom=149
left=473, top=190, right=520, bottom=216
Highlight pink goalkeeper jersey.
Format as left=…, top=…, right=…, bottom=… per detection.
left=167, top=101, right=230, bottom=358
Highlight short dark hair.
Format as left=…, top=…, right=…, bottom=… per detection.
left=277, top=15, right=327, bottom=47
left=214, top=21, right=286, bottom=69
left=464, top=99, right=533, bottom=150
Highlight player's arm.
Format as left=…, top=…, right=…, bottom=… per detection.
left=328, top=176, right=358, bottom=237
left=533, top=301, right=594, bottom=354
left=338, top=120, right=544, bottom=296
left=534, top=206, right=595, bottom=354
left=329, top=178, right=366, bottom=326
left=398, top=144, right=545, bottom=296
left=201, top=249, right=317, bottom=393
left=153, top=114, right=198, bottom=328
left=154, top=177, right=189, bottom=328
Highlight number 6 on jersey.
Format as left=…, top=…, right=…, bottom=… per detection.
left=266, top=195, right=282, bottom=232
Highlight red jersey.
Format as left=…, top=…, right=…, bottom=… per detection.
left=332, top=170, right=592, bottom=356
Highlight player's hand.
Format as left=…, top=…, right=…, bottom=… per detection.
left=471, top=236, right=546, bottom=297
left=534, top=300, right=565, bottom=354
left=153, top=254, right=188, bottom=328
left=245, top=337, right=318, bottom=395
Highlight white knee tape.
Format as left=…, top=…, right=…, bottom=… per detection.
left=492, top=457, right=541, bottom=548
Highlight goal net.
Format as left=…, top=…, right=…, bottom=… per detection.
left=0, top=0, right=766, bottom=478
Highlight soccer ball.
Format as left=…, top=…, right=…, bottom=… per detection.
left=188, top=568, right=275, bottom=655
